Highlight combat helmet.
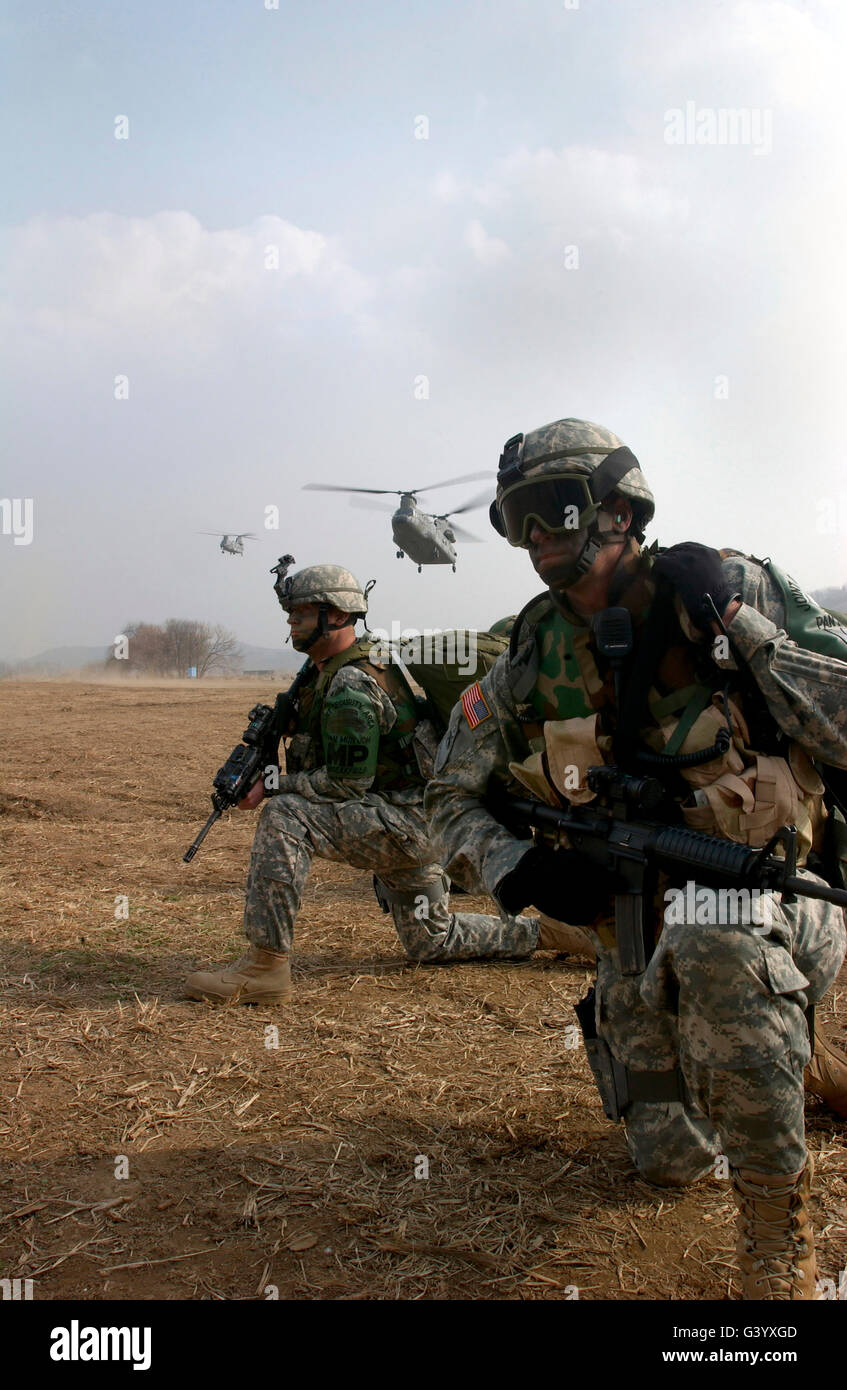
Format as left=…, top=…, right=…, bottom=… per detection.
left=272, top=560, right=371, bottom=615
left=489, top=418, right=654, bottom=584
left=271, top=558, right=373, bottom=650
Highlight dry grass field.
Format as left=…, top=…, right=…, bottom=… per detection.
left=1, top=679, right=845, bottom=1302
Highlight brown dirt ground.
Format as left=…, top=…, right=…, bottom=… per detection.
left=1, top=679, right=845, bottom=1302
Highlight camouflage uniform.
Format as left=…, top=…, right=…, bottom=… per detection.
left=426, top=551, right=847, bottom=1181
left=245, top=659, right=537, bottom=962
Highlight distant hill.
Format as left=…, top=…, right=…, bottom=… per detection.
left=238, top=644, right=300, bottom=674
left=5, top=641, right=300, bottom=676
left=6, top=587, right=845, bottom=675
left=812, top=586, right=847, bottom=616
left=14, top=645, right=108, bottom=673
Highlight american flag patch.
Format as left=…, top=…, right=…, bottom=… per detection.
left=461, top=681, right=491, bottom=730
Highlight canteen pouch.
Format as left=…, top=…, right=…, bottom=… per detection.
left=508, top=714, right=606, bottom=808
left=644, top=690, right=826, bottom=864
left=681, top=747, right=825, bottom=863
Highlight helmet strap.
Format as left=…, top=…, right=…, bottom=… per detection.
left=545, top=513, right=628, bottom=592
left=297, top=603, right=332, bottom=651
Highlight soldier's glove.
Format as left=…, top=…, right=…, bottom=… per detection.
left=652, top=542, right=736, bottom=632
left=495, top=845, right=623, bottom=923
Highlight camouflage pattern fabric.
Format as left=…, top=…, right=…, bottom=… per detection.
left=532, top=609, right=601, bottom=720
left=244, top=659, right=537, bottom=962
left=276, top=564, right=369, bottom=613
left=596, top=881, right=844, bottom=1180
left=244, top=787, right=538, bottom=961
left=425, top=551, right=847, bottom=1180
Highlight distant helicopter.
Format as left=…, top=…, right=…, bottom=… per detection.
left=303, top=473, right=492, bottom=572
left=197, top=532, right=257, bottom=556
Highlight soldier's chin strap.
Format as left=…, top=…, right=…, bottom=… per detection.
left=538, top=446, right=642, bottom=590
left=556, top=515, right=625, bottom=588
left=566, top=445, right=644, bottom=579
left=297, top=603, right=332, bottom=651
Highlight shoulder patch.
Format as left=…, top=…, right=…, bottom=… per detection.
left=461, top=681, right=492, bottom=730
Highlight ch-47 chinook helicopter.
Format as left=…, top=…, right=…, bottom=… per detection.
left=197, top=532, right=257, bottom=556
left=303, top=473, right=492, bottom=571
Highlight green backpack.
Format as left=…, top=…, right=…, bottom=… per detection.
left=389, top=630, right=509, bottom=734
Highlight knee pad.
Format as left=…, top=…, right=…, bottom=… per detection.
left=373, top=871, right=449, bottom=913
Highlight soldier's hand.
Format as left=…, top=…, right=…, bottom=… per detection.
left=652, top=542, right=734, bottom=632
left=495, top=845, right=621, bottom=923
left=237, top=780, right=266, bottom=810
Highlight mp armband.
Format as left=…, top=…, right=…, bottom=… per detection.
left=323, top=687, right=381, bottom=779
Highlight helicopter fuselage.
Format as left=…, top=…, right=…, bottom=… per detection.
left=391, top=499, right=456, bottom=566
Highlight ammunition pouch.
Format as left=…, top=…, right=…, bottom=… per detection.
left=574, top=987, right=690, bottom=1123
left=639, top=690, right=826, bottom=866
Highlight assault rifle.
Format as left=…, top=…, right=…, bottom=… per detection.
left=182, top=662, right=313, bottom=863
left=510, top=764, right=847, bottom=977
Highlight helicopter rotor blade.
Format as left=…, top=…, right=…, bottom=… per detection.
left=303, top=484, right=399, bottom=496
left=411, top=471, right=493, bottom=495
left=446, top=522, right=483, bottom=543
left=348, top=496, right=397, bottom=514
left=439, top=488, right=494, bottom=518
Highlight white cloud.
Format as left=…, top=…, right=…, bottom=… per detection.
left=633, top=0, right=844, bottom=113
left=497, top=145, right=691, bottom=234
left=0, top=211, right=371, bottom=358
left=432, top=171, right=462, bottom=202
left=464, top=218, right=510, bottom=266
left=729, top=0, right=843, bottom=108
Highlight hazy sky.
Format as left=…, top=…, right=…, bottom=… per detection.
left=2, top=0, right=846, bottom=661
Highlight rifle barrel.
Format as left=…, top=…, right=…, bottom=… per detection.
left=510, top=799, right=847, bottom=911
left=783, top=875, right=847, bottom=909
left=183, top=807, right=222, bottom=863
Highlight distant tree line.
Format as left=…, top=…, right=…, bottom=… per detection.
left=107, top=619, right=243, bottom=677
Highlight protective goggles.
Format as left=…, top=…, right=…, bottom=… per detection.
left=492, top=473, right=601, bottom=547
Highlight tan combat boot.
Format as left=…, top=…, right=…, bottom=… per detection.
left=536, top=914, right=597, bottom=961
left=731, top=1160, right=817, bottom=1300
left=184, top=946, right=292, bottom=1005
left=804, top=1024, right=847, bottom=1119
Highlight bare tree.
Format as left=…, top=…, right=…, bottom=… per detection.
left=105, top=619, right=242, bottom=676
left=105, top=623, right=169, bottom=675
left=197, top=624, right=244, bottom=676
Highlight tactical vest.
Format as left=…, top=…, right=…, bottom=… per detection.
left=287, top=638, right=422, bottom=792
left=509, top=582, right=829, bottom=866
